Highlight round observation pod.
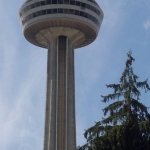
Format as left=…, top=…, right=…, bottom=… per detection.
left=19, top=0, right=104, bottom=49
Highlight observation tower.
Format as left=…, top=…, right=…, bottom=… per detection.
left=18, top=0, right=104, bottom=150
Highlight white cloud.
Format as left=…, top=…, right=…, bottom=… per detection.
left=144, top=20, right=150, bottom=29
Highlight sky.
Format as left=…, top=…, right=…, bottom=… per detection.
left=1, top=0, right=150, bottom=149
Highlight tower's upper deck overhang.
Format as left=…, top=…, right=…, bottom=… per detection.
left=19, top=0, right=104, bottom=49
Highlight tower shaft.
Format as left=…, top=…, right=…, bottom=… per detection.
left=44, top=36, right=76, bottom=150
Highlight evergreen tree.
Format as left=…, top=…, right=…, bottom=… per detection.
left=78, top=51, right=150, bottom=150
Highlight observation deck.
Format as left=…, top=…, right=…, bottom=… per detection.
left=19, top=0, right=104, bottom=49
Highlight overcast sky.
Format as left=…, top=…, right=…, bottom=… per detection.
left=1, top=0, right=150, bottom=149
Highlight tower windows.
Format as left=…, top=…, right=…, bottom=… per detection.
left=88, top=14, right=92, bottom=20
left=37, top=10, right=42, bottom=16
left=80, top=11, right=84, bottom=17
left=31, top=3, right=35, bottom=8
left=84, top=13, right=88, bottom=18
left=19, top=12, right=22, bottom=17
left=21, top=0, right=100, bottom=17
left=96, top=9, right=100, bottom=15
left=42, top=10, right=47, bottom=15
left=81, top=2, right=86, bottom=9
left=27, top=5, right=31, bottom=11
left=76, top=1, right=80, bottom=6
left=47, top=9, right=52, bottom=14
left=64, top=9, right=68, bottom=14
left=46, top=0, right=51, bottom=4
left=75, top=10, right=80, bottom=15
left=58, top=0, right=63, bottom=4
left=70, top=1, right=75, bottom=5
left=52, top=9, right=57, bottom=13
left=58, top=8, right=63, bottom=13
left=36, top=2, right=41, bottom=7
left=22, top=8, right=100, bottom=27
left=23, top=7, right=28, bottom=13
left=86, top=4, right=91, bottom=10
left=90, top=6, right=94, bottom=12
left=64, top=0, right=69, bottom=4
left=29, top=14, right=33, bottom=19
left=69, top=9, right=74, bottom=14
left=41, top=1, right=46, bottom=5
left=33, top=12, right=37, bottom=18
left=52, top=0, right=57, bottom=4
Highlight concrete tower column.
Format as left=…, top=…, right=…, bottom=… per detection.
left=67, top=41, right=76, bottom=150
left=44, top=36, right=76, bottom=150
left=44, top=39, right=57, bottom=150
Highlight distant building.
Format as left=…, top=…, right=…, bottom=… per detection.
left=19, top=0, right=103, bottom=149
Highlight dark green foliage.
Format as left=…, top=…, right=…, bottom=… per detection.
left=78, top=51, right=150, bottom=150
